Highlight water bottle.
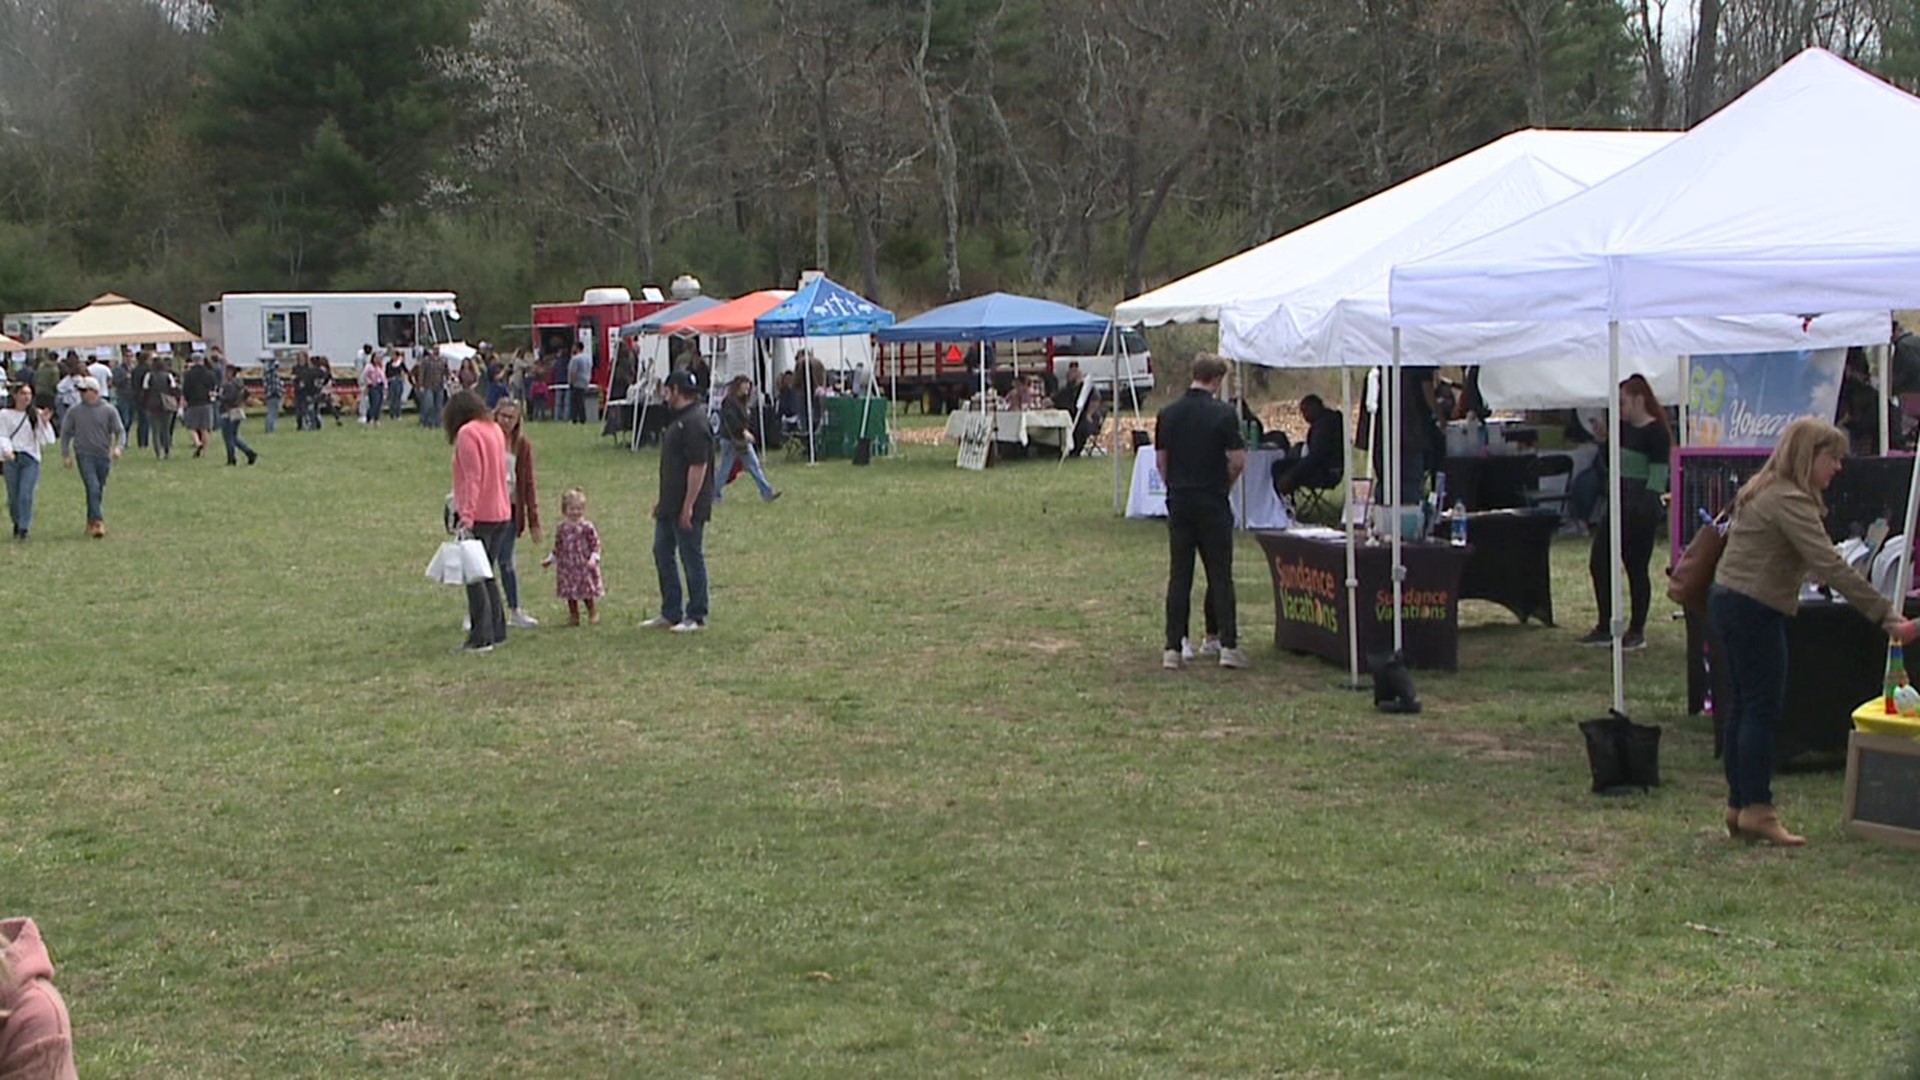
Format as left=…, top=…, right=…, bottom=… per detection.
left=1449, top=501, right=1468, bottom=547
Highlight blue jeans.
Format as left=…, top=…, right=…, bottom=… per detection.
left=264, top=396, right=280, bottom=433
left=1708, top=585, right=1790, bottom=808
left=5, top=453, right=40, bottom=533
left=418, top=387, right=445, bottom=429
left=499, top=527, right=521, bottom=610
left=365, top=385, right=385, bottom=420
left=389, top=382, right=406, bottom=419
left=653, top=517, right=708, bottom=624
left=715, top=438, right=775, bottom=500
left=219, top=415, right=256, bottom=464
left=114, top=396, right=134, bottom=433
left=76, top=452, right=110, bottom=522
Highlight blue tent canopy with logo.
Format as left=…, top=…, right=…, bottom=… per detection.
left=754, top=276, right=894, bottom=338
left=876, top=292, right=1109, bottom=343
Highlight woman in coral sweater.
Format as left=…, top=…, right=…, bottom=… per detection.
left=446, top=389, right=512, bottom=652
left=1, top=917, right=78, bottom=1080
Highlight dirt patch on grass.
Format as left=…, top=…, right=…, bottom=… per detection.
left=360, top=1017, right=448, bottom=1057
left=1530, top=824, right=1633, bottom=887
left=1419, top=727, right=1556, bottom=763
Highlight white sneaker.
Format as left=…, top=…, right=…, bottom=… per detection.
left=1180, top=637, right=1195, bottom=661
left=1218, top=646, right=1250, bottom=669
left=509, top=609, right=539, bottom=628
left=640, top=616, right=676, bottom=630
left=1197, top=636, right=1222, bottom=658
left=462, top=615, right=471, bottom=632
left=671, top=619, right=706, bottom=633
left=1163, top=649, right=1184, bottom=670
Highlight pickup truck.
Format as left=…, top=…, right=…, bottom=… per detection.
left=1049, top=328, right=1153, bottom=407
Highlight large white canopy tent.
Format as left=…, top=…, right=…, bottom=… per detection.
left=1391, top=47, right=1917, bottom=716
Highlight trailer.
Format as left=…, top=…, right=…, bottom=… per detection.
left=2, top=311, right=76, bottom=351
left=200, top=292, right=471, bottom=372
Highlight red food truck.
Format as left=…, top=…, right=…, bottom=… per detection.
left=529, top=287, right=674, bottom=398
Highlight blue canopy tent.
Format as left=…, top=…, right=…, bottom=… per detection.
left=876, top=291, right=1110, bottom=344
left=880, top=292, right=1111, bottom=463
left=753, top=276, right=895, bottom=463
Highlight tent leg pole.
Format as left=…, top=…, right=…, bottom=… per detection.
left=1608, top=321, right=1626, bottom=716
left=1342, top=364, right=1361, bottom=690
left=1390, top=330, right=1405, bottom=655
left=1110, top=320, right=1123, bottom=513
left=1895, top=398, right=1920, bottom=605
left=1881, top=342, right=1893, bottom=456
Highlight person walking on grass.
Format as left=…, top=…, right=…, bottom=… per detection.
left=181, top=353, right=218, bottom=458
left=360, top=350, right=387, bottom=428
left=0, top=382, right=57, bottom=540
left=1578, top=375, right=1671, bottom=652
left=542, top=487, right=603, bottom=626
left=446, top=389, right=511, bottom=653
left=142, top=355, right=179, bottom=459
left=58, top=377, right=124, bottom=539
left=1156, top=354, right=1248, bottom=671
left=714, top=375, right=780, bottom=504
left=643, top=369, right=714, bottom=633
left=216, top=364, right=258, bottom=466
left=260, top=353, right=284, bottom=434
left=491, top=398, right=542, bottom=628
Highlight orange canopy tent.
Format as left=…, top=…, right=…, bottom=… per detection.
left=660, top=290, right=790, bottom=336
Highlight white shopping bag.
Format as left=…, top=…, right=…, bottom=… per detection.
left=426, top=538, right=494, bottom=585
left=457, top=537, right=494, bottom=582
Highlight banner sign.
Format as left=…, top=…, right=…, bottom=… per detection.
left=1686, top=347, right=1846, bottom=447
left=955, top=412, right=993, bottom=470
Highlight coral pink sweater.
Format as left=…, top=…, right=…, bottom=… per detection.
left=1, top=918, right=78, bottom=1080
left=453, top=420, right=510, bottom=525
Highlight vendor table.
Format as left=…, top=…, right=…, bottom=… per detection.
left=1687, top=598, right=1920, bottom=764
left=1126, top=448, right=1293, bottom=529
left=1457, top=509, right=1558, bottom=625
left=1255, top=529, right=1470, bottom=673
left=944, top=407, right=1070, bottom=459
left=1443, top=454, right=1536, bottom=511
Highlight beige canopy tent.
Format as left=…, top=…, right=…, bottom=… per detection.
left=26, top=293, right=197, bottom=350
left=0, top=334, right=23, bottom=351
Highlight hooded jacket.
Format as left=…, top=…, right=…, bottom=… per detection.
left=1, top=918, right=77, bottom=1080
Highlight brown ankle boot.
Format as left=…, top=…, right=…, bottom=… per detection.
left=1736, top=804, right=1806, bottom=847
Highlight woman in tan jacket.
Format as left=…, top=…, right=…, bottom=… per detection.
left=1709, top=418, right=1915, bottom=845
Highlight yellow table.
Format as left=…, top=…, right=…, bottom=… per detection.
left=1852, top=697, right=1920, bottom=739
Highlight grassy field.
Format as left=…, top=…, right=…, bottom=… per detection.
left=7, top=413, right=1919, bottom=1078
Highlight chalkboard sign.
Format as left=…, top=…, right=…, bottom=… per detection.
left=1843, top=732, right=1920, bottom=850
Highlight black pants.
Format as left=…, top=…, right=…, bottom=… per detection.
left=1165, top=491, right=1236, bottom=651
left=1590, top=488, right=1661, bottom=634
left=465, top=521, right=512, bottom=647
left=569, top=385, right=587, bottom=424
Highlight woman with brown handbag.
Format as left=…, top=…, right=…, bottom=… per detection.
left=1710, top=418, right=1916, bottom=845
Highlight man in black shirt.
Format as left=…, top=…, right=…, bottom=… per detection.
left=643, top=369, right=715, bottom=632
left=1272, top=394, right=1345, bottom=497
left=1155, top=354, right=1248, bottom=670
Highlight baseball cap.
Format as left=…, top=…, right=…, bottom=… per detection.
left=663, top=369, right=699, bottom=394
left=75, top=376, right=101, bottom=393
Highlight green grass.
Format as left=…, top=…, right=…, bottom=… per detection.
left=8, top=417, right=1920, bottom=1078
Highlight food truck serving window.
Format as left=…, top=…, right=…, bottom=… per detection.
left=265, top=309, right=311, bottom=347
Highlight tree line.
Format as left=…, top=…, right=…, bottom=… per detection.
left=3, top=0, right=1919, bottom=340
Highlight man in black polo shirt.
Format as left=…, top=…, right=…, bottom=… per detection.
left=643, top=369, right=715, bottom=632
left=1156, top=354, right=1248, bottom=670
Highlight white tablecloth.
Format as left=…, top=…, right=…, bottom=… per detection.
left=1126, top=448, right=1293, bottom=529
left=944, top=408, right=1072, bottom=457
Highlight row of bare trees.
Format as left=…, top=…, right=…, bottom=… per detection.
left=3, top=0, right=1919, bottom=333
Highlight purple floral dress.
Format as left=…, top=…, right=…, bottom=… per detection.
left=552, top=519, right=604, bottom=600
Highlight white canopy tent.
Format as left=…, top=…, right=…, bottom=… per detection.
left=1390, top=48, right=1915, bottom=716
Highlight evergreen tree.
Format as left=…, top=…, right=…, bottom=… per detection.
left=190, top=0, right=476, bottom=288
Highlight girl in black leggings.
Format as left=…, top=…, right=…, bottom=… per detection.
left=1579, top=374, right=1671, bottom=651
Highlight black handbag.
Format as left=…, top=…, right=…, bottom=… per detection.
left=1579, top=711, right=1662, bottom=794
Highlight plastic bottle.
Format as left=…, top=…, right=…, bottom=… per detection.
left=1449, top=501, right=1469, bottom=547
left=1887, top=640, right=1909, bottom=715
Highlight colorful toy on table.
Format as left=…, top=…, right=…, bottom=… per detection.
left=1887, top=638, right=1920, bottom=716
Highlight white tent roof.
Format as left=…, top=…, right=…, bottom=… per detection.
left=1114, top=129, right=1671, bottom=328
left=1391, top=49, right=1920, bottom=329
left=27, top=293, right=197, bottom=350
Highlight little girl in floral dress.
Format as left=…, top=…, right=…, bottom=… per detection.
left=542, top=487, right=604, bottom=625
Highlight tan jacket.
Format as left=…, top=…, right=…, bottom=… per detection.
left=1713, top=481, right=1891, bottom=621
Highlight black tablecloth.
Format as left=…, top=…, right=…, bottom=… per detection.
left=1255, top=531, right=1470, bottom=673
left=1457, top=509, right=1558, bottom=625
left=1687, top=598, right=1920, bottom=765
left=1443, top=455, right=1536, bottom=512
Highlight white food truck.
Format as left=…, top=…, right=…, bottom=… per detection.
left=200, top=292, right=472, bottom=371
